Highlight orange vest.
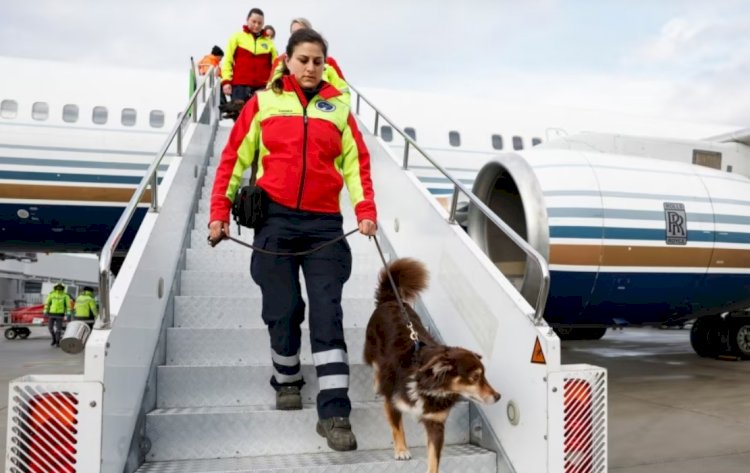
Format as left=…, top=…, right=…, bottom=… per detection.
left=198, top=54, right=221, bottom=76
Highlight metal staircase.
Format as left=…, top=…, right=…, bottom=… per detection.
left=134, top=129, right=498, bottom=472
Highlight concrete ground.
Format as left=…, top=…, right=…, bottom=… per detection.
left=563, top=326, right=750, bottom=473
left=1, top=326, right=84, bottom=460
left=2, top=325, right=749, bottom=472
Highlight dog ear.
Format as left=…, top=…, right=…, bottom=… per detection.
left=472, top=351, right=483, bottom=360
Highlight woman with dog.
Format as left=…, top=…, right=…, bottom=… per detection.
left=208, top=28, right=377, bottom=452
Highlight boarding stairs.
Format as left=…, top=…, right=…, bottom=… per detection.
left=131, top=127, right=496, bottom=472
left=5, top=70, right=607, bottom=473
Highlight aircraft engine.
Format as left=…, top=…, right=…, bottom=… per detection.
left=467, top=149, right=750, bottom=330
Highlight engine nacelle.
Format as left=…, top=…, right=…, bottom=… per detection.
left=468, top=149, right=750, bottom=326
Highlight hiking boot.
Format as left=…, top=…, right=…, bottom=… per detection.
left=276, top=386, right=302, bottom=410
left=316, top=417, right=357, bottom=451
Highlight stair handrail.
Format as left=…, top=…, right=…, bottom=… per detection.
left=351, top=85, right=550, bottom=324
left=96, top=67, right=221, bottom=329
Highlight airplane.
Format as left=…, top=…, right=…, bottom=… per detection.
left=2, top=56, right=750, bottom=358
left=0, top=56, right=187, bottom=256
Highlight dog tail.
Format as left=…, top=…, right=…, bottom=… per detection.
left=375, top=258, right=428, bottom=305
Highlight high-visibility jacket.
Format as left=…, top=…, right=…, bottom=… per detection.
left=44, top=289, right=72, bottom=316
left=74, top=291, right=98, bottom=318
left=222, top=26, right=277, bottom=88
left=210, top=75, right=376, bottom=224
left=198, top=54, right=221, bottom=76
left=268, top=54, right=349, bottom=103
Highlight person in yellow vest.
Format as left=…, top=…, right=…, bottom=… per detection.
left=74, top=286, right=98, bottom=330
left=267, top=17, right=349, bottom=103
left=44, top=283, right=72, bottom=347
left=209, top=29, right=377, bottom=452
left=222, top=8, right=277, bottom=103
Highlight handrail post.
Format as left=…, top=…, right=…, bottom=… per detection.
left=402, top=141, right=410, bottom=170
left=448, top=185, right=460, bottom=224
left=149, top=172, right=159, bottom=211
left=356, top=94, right=361, bottom=115
left=177, top=124, right=183, bottom=156
left=374, top=113, right=380, bottom=137
left=97, top=265, right=111, bottom=329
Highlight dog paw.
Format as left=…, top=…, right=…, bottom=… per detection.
left=394, top=449, right=412, bottom=460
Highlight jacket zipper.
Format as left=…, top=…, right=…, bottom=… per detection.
left=296, top=108, right=309, bottom=209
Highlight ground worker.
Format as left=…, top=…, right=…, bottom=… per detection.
left=74, top=286, right=98, bottom=329
left=198, top=45, right=224, bottom=76
left=43, top=283, right=72, bottom=347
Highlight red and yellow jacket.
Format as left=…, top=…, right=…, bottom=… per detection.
left=268, top=54, right=349, bottom=102
left=210, top=75, right=376, bottom=224
left=222, top=26, right=277, bottom=88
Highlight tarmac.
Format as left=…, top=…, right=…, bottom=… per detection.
left=563, top=326, right=750, bottom=473
left=1, top=325, right=749, bottom=472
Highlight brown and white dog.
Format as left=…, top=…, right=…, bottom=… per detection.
left=363, top=258, right=501, bottom=473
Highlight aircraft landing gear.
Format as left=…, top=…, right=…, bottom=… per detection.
left=691, top=313, right=750, bottom=359
left=554, top=326, right=607, bottom=340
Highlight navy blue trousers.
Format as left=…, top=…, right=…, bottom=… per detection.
left=250, top=202, right=353, bottom=419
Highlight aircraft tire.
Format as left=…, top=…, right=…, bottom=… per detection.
left=690, top=315, right=722, bottom=358
left=554, top=326, right=607, bottom=340
left=728, top=320, right=750, bottom=359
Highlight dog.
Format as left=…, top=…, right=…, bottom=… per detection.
left=363, top=258, right=501, bottom=473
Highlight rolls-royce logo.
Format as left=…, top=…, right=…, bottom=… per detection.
left=664, top=202, right=687, bottom=245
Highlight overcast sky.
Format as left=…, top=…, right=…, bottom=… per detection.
left=1, top=0, right=749, bottom=125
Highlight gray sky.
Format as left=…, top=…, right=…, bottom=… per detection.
left=1, top=0, right=749, bottom=125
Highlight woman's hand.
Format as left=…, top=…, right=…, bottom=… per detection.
left=358, top=219, right=377, bottom=236
left=208, top=220, right=230, bottom=246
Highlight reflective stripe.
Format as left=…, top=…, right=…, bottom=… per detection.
left=273, top=369, right=303, bottom=384
left=318, top=374, right=349, bottom=390
left=312, top=349, right=348, bottom=366
left=271, top=349, right=300, bottom=367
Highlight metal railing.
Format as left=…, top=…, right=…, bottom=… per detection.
left=351, top=85, right=551, bottom=323
left=96, top=68, right=221, bottom=329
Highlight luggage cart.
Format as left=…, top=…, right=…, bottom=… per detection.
left=2, top=305, right=48, bottom=340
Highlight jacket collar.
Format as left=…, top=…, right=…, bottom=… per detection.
left=242, top=25, right=261, bottom=38
left=283, top=75, right=341, bottom=106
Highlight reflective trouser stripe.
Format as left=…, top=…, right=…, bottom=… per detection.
left=318, top=374, right=349, bottom=391
left=272, top=349, right=300, bottom=367
left=312, top=349, right=348, bottom=366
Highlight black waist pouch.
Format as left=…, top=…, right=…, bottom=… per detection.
left=231, top=185, right=269, bottom=230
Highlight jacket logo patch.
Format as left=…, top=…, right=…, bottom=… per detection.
left=261, top=44, right=268, bottom=49
left=316, top=101, right=336, bottom=112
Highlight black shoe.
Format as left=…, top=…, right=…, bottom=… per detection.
left=316, top=417, right=357, bottom=451
left=50, top=339, right=57, bottom=346
left=276, top=386, right=302, bottom=410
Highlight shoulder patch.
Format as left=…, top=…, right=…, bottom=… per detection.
left=315, top=100, right=336, bottom=112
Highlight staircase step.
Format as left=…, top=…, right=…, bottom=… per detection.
left=157, top=363, right=377, bottom=408
left=145, top=402, right=471, bottom=461
left=136, top=444, right=495, bottom=472
left=180, top=271, right=378, bottom=298
left=166, top=327, right=366, bottom=366
left=174, top=296, right=373, bottom=329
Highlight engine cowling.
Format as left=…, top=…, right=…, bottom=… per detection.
left=468, top=149, right=750, bottom=326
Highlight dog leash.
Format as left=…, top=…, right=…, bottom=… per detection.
left=208, top=228, right=358, bottom=256
left=371, top=235, right=422, bottom=352
left=209, top=228, right=421, bottom=351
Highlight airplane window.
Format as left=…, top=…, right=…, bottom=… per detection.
left=727, top=165, right=733, bottom=173
left=32, top=102, right=49, bottom=121
left=0, top=99, right=18, bottom=119
left=449, top=131, right=461, bottom=147
left=380, top=125, right=393, bottom=142
left=62, top=104, right=79, bottom=123
left=404, top=127, right=417, bottom=141
left=532, top=137, right=542, bottom=146
left=121, top=108, right=137, bottom=127
left=491, top=134, right=503, bottom=150
left=92, top=106, right=108, bottom=125
left=512, top=136, right=523, bottom=150
left=150, top=110, right=165, bottom=128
